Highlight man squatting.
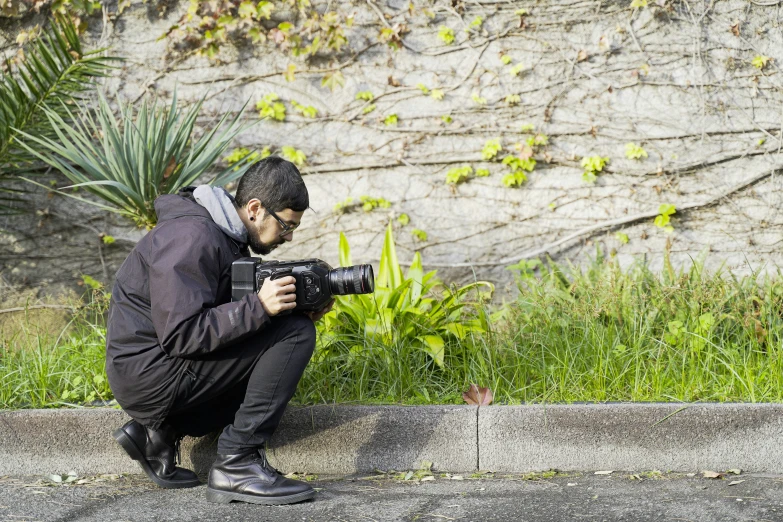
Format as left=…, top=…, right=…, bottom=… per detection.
left=105, top=157, right=332, bottom=505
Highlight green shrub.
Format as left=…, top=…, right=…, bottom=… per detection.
left=18, top=90, right=258, bottom=228
left=0, top=17, right=117, bottom=214
left=319, top=223, right=493, bottom=368
left=298, top=223, right=494, bottom=403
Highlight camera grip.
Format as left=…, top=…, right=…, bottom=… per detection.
left=270, top=267, right=295, bottom=315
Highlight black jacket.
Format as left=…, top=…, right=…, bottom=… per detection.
left=105, top=189, right=269, bottom=428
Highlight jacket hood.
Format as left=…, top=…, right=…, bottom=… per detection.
left=192, top=185, right=248, bottom=244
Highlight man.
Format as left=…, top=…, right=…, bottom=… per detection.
left=105, top=156, right=331, bottom=505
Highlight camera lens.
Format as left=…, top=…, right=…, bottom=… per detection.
left=328, top=264, right=375, bottom=295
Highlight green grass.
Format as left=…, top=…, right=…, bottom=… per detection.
left=296, top=253, right=783, bottom=405
left=3, top=253, right=783, bottom=409
left=0, top=292, right=112, bottom=409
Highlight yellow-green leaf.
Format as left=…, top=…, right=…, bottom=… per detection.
left=284, top=64, right=296, bottom=82
left=418, top=335, right=445, bottom=367
left=339, top=231, right=353, bottom=267
left=752, top=55, right=770, bottom=69
left=438, top=26, right=455, bottom=44
left=625, top=142, right=647, bottom=160
left=321, top=71, right=345, bottom=91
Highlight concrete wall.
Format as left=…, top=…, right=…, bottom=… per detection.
left=2, top=0, right=782, bottom=298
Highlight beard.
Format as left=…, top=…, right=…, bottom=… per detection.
left=248, top=235, right=283, bottom=256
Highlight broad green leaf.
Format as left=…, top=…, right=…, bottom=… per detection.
left=418, top=335, right=445, bottom=367
left=377, top=221, right=404, bottom=289
left=698, top=313, right=715, bottom=331
left=445, top=323, right=468, bottom=340
left=339, top=232, right=353, bottom=267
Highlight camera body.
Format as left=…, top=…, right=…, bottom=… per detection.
left=231, top=258, right=374, bottom=314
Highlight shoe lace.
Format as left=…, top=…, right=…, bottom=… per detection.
left=253, top=449, right=281, bottom=475
left=174, top=436, right=184, bottom=466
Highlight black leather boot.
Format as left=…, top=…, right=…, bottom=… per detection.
left=206, top=449, right=315, bottom=505
left=113, top=419, right=201, bottom=489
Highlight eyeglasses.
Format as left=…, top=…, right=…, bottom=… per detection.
left=265, top=208, right=299, bottom=238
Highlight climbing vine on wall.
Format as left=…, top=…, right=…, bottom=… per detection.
left=1, top=0, right=102, bottom=32
left=161, top=0, right=354, bottom=62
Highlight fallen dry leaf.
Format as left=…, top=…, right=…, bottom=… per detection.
left=420, top=476, right=435, bottom=482
left=577, top=49, right=588, bottom=62
left=728, top=480, right=745, bottom=486
left=594, top=470, right=613, bottom=475
left=462, top=384, right=493, bottom=405
left=702, top=471, right=723, bottom=479
left=727, top=469, right=742, bottom=475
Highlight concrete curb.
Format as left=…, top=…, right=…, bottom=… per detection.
left=0, top=406, right=477, bottom=475
left=1, top=404, right=782, bottom=475
left=479, top=403, right=783, bottom=472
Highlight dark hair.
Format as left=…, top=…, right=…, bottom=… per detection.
left=235, top=156, right=309, bottom=212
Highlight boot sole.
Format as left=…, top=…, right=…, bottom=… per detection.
left=206, top=487, right=316, bottom=505
left=112, top=427, right=201, bottom=489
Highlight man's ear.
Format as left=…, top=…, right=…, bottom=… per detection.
left=246, top=199, right=264, bottom=220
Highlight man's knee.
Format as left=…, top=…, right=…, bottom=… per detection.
left=295, top=314, right=317, bottom=350
left=279, top=314, right=316, bottom=353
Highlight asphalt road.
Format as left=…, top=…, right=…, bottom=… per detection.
left=2, top=470, right=783, bottom=521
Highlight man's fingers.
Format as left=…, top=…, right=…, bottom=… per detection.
left=277, top=284, right=296, bottom=295
left=280, top=293, right=297, bottom=303
left=277, top=276, right=296, bottom=285
left=282, top=301, right=297, bottom=310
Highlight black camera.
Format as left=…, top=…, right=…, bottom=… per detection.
left=231, top=258, right=375, bottom=313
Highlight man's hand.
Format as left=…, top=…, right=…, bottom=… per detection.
left=305, top=299, right=335, bottom=323
left=257, top=276, right=297, bottom=316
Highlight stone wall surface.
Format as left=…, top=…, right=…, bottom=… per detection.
left=2, top=0, right=782, bottom=297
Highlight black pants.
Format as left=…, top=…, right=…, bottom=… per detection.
left=163, top=315, right=316, bottom=454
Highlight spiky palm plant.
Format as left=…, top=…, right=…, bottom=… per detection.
left=17, top=90, right=259, bottom=229
left=0, top=17, right=117, bottom=214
